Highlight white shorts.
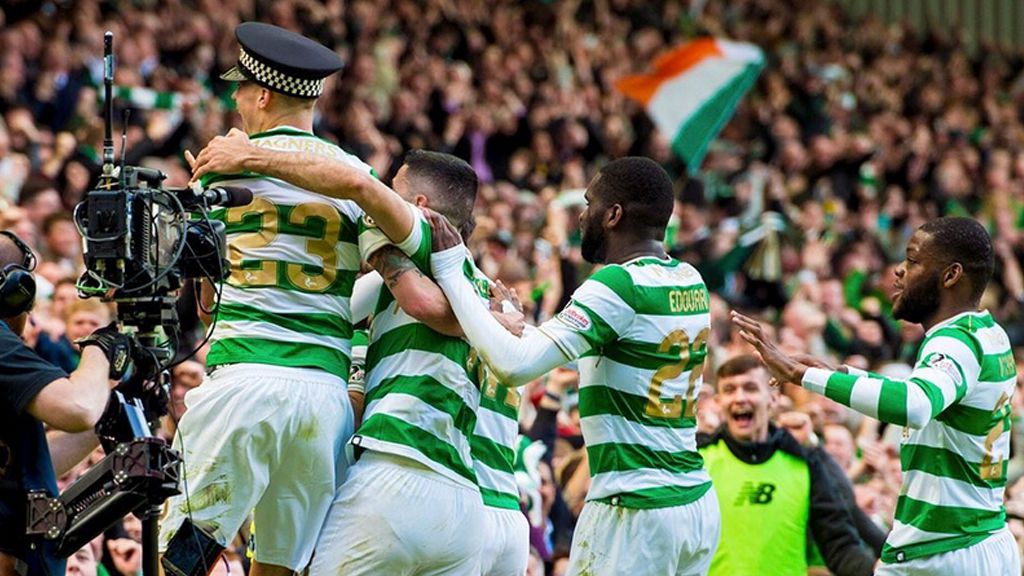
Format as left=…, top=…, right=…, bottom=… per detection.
left=480, top=506, right=530, bottom=576
left=310, top=452, right=486, bottom=576
left=875, top=529, right=1020, bottom=576
left=158, top=364, right=354, bottom=570
left=567, top=487, right=720, bottom=576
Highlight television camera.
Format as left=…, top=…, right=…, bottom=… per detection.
left=25, top=31, right=249, bottom=576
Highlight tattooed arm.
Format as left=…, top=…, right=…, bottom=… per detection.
left=368, top=246, right=463, bottom=337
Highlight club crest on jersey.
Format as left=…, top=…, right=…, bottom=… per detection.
left=558, top=302, right=591, bottom=332
left=924, top=352, right=962, bottom=386
left=362, top=214, right=377, bottom=228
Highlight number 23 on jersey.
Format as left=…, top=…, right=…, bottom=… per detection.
left=225, top=197, right=343, bottom=293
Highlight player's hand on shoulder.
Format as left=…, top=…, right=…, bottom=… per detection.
left=188, top=128, right=254, bottom=184
left=491, top=309, right=526, bottom=337
left=489, top=280, right=523, bottom=313
left=421, top=207, right=462, bottom=252
left=489, top=281, right=526, bottom=335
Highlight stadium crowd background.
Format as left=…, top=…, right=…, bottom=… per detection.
left=3, top=0, right=1024, bottom=574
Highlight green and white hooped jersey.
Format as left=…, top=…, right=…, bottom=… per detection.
left=807, top=310, right=1015, bottom=563
left=354, top=206, right=488, bottom=488
left=537, top=257, right=713, bottom=509
left=469, top=355, right=522, bottom=510
left=204, top=127, right=373, bottom=380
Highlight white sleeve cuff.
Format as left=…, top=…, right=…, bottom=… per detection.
left=843, top=365, right=869, bottom=378
left=394, top=202, right=423, bottom=257
left=801, top=367, right=832, bottom=395
left=359, top=226, right=392, bottom=262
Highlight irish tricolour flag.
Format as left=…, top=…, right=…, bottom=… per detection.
left=616, top=38, right=764, bottom=171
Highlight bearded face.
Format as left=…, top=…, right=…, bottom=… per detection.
left=579, top=179, right=610, bottom=264
left=892, top=267, right=942, bottom=323
left=580, top=206, right=608, bottom=264
left=892, top=231, right=944, bottom=324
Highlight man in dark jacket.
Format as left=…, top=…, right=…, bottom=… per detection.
left=0, top=231, right=131, bottom=576
left=698, top=354, right=878, bottom=576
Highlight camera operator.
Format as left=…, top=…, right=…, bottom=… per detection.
left=0, top=231, right=132, bottom=576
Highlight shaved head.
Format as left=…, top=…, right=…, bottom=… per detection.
left=0, top=233, right=27, bottom=268
left=0, top=231, right=34, bottom=329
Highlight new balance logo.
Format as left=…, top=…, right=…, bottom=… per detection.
left=734, top=482, right=776, bottom=505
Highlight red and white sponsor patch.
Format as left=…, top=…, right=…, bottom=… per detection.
left=925, top=353, right=962, bottom=386
left=557, top=303, right=592, bottom=332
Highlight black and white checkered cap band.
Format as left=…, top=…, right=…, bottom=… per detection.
left=238, top=47, right=324, bottom=98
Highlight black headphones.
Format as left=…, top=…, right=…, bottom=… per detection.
left=0, top=230, right=37, bottom=318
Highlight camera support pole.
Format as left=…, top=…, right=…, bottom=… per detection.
left=102, top=31, right=116, bottom=187
left=142, top=505, right=162, bottom=576
left=132, top=329, right=174, bottom=576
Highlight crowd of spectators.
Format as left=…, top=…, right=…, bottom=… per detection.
left=4, top=0, right=1024, bottom=573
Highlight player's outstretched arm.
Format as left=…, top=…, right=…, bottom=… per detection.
left=425, top=210, right=574, bottom=386
left=188, top=128, right=413, bottom=244
left=732, top=312, right=977, bottom=429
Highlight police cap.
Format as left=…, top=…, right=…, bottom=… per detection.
left=220, top=22, right=342, bottom=99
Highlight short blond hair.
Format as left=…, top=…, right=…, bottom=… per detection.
left=268, top=89, right=317, bottom=113
left=65, top=298, right=112, bottom=324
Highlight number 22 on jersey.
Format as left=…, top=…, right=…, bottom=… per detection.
left=646, top=327, right=709, bottom=420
